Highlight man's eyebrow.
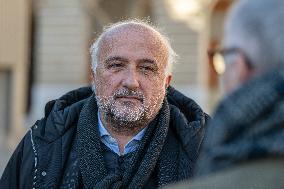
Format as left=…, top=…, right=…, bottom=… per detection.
left=105, top=56, right=127, bottom=63
left=139, top=58, right=156, bottom=64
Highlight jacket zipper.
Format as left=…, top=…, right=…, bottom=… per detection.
left=30, top=127, right=39, bottom=189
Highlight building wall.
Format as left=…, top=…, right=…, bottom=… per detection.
left=0, top=71, right=12, bottom=176
left=0, top=0, right=31, bottom=146
left=35, top=0, right=90, bottom=84
left=0, top=0, right=31, bottom=175
left=152, top=0, right=199, bottom=85
left=27, top=0, right=91, bottom=124
left=152, top=0, right=208, bottom=110
left=0, top=71, right=10, bottom=134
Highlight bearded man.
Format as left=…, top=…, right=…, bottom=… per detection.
left=0, top=20, right=208, bottom=189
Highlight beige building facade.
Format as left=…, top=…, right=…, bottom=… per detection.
left=0, top=0, right=31, bottom=148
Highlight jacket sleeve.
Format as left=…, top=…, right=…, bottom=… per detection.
left=0, top=131, right=34, bottom=189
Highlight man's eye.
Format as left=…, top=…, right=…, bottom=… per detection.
left=141, top=66, right=150, bottom=70
left=140, top=66, right=156, bottom=72
left=107, top=63, right=123, bottom=69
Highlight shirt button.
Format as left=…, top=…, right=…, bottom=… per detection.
left=41, top=171, right=47, bottom=176
left=34, top=124, right=38, bottom=129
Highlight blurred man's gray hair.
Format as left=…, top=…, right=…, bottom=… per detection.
left=89, top=19, right=177, bottom=75
left=224, top=0, right=284, bottom=71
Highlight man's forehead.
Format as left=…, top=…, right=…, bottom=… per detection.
left=104, top=23, right=158, bottom=38
left=101, top=24, right=165, bottom=48
left=98, top=24, right=169, bottom=61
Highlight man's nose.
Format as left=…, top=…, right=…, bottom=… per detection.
left=122, top=69, right=140, bottom=89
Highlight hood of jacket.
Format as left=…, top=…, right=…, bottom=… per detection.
left=32, top=85, right=208, bottom=143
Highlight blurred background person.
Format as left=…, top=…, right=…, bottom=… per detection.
left=0, top=0, right=237, bottom=176
left=166, top=0, right=284, bottom=188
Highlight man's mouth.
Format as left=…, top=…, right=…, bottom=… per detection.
left=115, top=96, right=143, bottom=103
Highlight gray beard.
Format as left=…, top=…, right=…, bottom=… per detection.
left=99, top=109, right=149, bottom=135
left=95, top=89, right=149, bottom=134
left=96, top=99, right=152, bottom=135
left=94, top=86, right=165, bottom=134
left=95, top=89, right=146, bottom=120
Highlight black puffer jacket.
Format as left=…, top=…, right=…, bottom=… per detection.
left=0, top=86, right=209, bottom=189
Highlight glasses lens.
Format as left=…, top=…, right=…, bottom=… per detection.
left=213, top=53, right=225, bottom=75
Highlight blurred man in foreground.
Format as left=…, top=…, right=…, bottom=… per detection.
left=169, top=0, right=284, bottom=188
left=0, top=20, right=208, bottom=188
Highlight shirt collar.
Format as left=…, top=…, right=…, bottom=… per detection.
left=97, top=111, right=147, bottom=141
left=97, top=112, right=109, bottom=137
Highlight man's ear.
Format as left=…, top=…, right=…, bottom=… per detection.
left=91, top=69, right=96, bottom=81
left=165, top=75, right=172, bottom=88
left=237, top=55, right=253, bottom=83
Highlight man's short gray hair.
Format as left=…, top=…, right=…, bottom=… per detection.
left=89, top=19, right=177, bottom=75
left=224, top=0, right=284, bottom=71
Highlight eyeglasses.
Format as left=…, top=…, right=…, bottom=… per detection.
left=208, top=47, right=253, bottom=75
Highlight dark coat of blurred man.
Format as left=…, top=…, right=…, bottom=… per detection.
left=0, top=20, right=209, bottom=189
left=167, top=0, right=284, bottom=189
